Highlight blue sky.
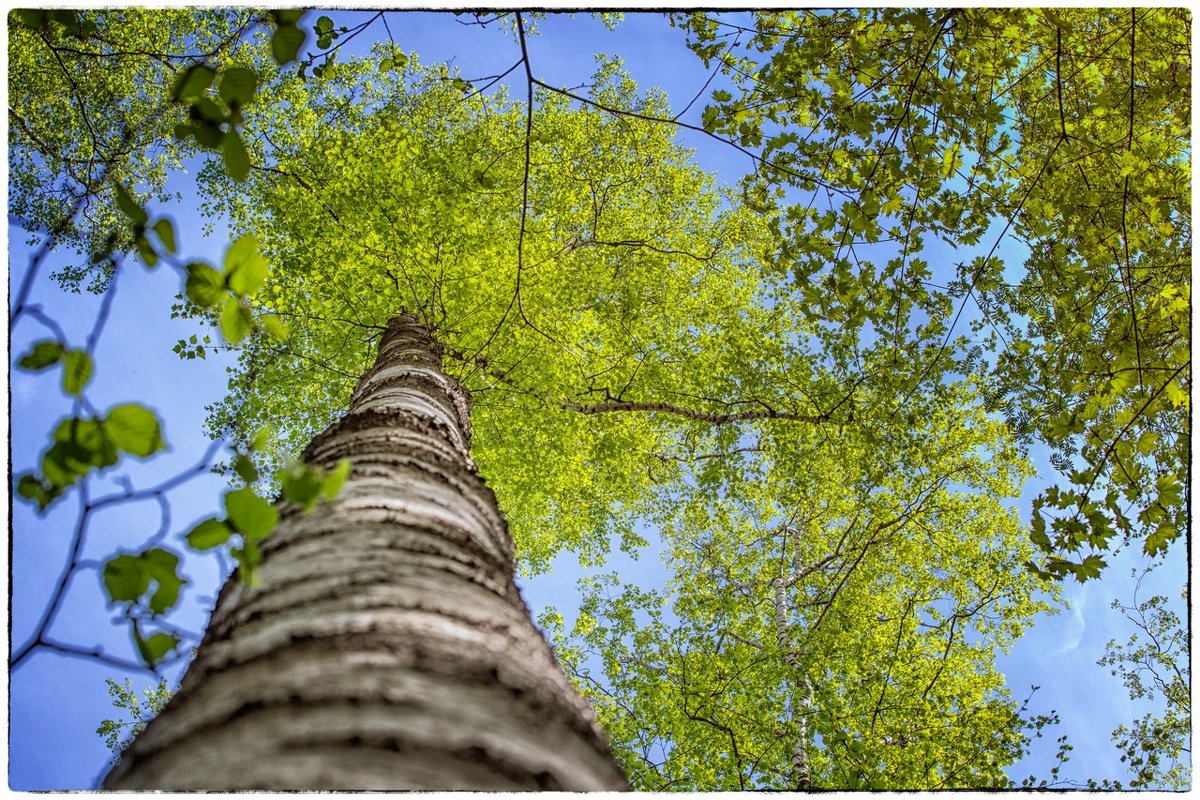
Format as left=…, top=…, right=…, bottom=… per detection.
left=7, top=9, right=1189, bottom=790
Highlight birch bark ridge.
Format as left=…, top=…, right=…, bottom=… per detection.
left=104, top=313, right=627, bottom=790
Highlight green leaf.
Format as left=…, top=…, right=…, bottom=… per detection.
left=190, top=96, right=226, bottom=125
left=940, top=143, right=961, bottom=179
left=251, top=427, right=272, bottom=452
left=187, top=517, right=234, bottom=550
left=272, top=9, right=305, bottom=26
left=133, top=625, right=178, bottom=668
left=219, top=298, right=254, bottom=345
left=1143, top=522, right=1176, bottom=557
left=232, top=541, right=262, bottom=587
left=135, top=234, right=159, bottom=268
left=16, top=473, right=55, bottom=509
left=281, top=464, right=322, bottom=511
left=18, top=340, right=65, bottom=370
left=271, top=25, right=306, bottom=65
left=224, top=234, right=268, bottom=295
left=315, top=15, right=334, bottom=34
left=142, top=548, right=185, bottom=614
left=222, top=131, right=251, bottom=182
left=192, top=121, right=224, bottom=149
left=11, top=10, right=47, bottom=28
left=380, top=57, right=395, bottom=73
left=1074, top=554, right=1107, bottom=582
left=233, top=453, right=259, bottom=484
left=103, top=554, right=149, bottom=604
left=42, top=418, right=117, bottom=491
left=113, top=183, right=149, bottom=228
left=218, top=66, right=258, bottom=106
left=224, top=486, right=278, bottom=541
left=322, top=458, right=352, bottom=500
left=62, top=349, right=93, bottom=396
left=105, top=403, right=166, bottom=458
left=171, top=64, right=215, bottom=101
left=185, top=262, right=226, bottom=307
left=261, top=314, right=288, bottom=341
left=152, top=218, right=177, bottom=254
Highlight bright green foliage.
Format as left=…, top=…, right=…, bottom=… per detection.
left=15, top=404, right=166, bottom=510
left=102, top=548, right=185, bottom=615
left=14, top=9, right=1177, bottom=786
left=1093, top=571, right=1190, bottom=790
left=105, top=403, right=166, bottom=457
left=673, top=9, right=1190, bottom=580
left=202, top=53, right=790, bottom=571
left=545, top=384, right=1057, bottom=789
left=8, top=8, right=256, bottom=289
left=184, top=455, right=350, bottom=584
left=101, top=547, right=186, bottom=668
left=96, top=677, right=173, bottom=762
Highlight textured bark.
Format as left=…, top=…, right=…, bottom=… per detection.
left=103, top=313, right=628, bottom=790
left=772, top=576, right=814, bottom=790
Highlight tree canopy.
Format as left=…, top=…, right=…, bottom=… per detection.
left=8, top=8, right=1190, bottom=791
left=544, top=384, right=1055, bottom=789
left=673, top=8, right=1190, bottom=581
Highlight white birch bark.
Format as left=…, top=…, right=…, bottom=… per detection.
left=772, top=576, right=814, bottom=790
left=103, top=313, right=628, bottom=790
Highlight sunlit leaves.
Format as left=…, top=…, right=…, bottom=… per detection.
left=96, top=676, right=172, bottom=762
left=185, top=518, right=234, bottom=550
left=224, top=234, right=269, bottom=295
left=675, top=9, right=1189, bottom=580
left=551, top=383, right=1053, bottom=788
left=61, top=349, right=93, bottom=396
left=222, top=132, right=252, bottom=182
left=1096, top=576, right=1190, bottom=789
left=185, top=263, right=225, bottom=307
left=105, top=403, right=166, bottom=457
left=224, top=486, right=278, bottom=541
left=10, top=10, right=254, bottom=289
left=16, top=405, right=167, bottom=511
left=102, top=547, right=186, bottom=667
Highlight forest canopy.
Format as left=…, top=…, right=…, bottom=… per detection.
left=8, top=7, right=1190, bottom=791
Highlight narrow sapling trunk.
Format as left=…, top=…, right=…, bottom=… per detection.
left=104, top=313, right=627, bottom=790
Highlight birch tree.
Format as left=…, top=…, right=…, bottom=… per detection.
left=10, top=9, right=1187, bottom=790
left=103, top=314, right=627, bottom=789
left=672, top=8, right=1190, bottom=580
left=544, top=383, right=1057, bottom=789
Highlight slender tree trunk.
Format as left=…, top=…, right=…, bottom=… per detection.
left=104, top=313, right=628, bottom=790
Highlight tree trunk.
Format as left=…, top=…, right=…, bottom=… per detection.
left=103, top=313, right=628, bottom=790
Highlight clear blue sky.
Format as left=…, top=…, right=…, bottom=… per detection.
left=7, top=9, right=1188, bottom=790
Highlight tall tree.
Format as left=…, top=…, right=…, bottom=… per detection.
left=544, top=382, right=1057, bottom=789
left=10, top=9, right=1186, bottom=790
left=674, top=8, right=1190, bottom=580
left=103, top=314, right=627, bottom=789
